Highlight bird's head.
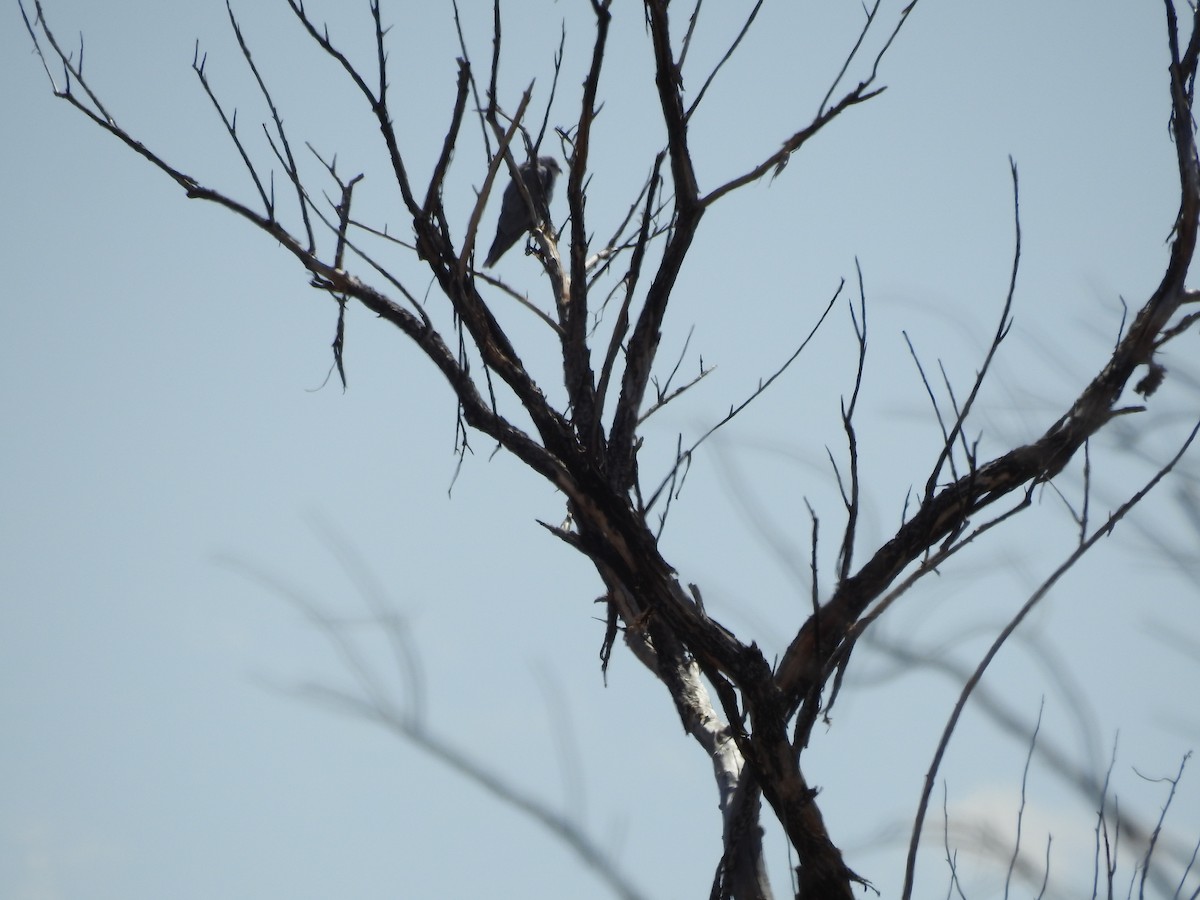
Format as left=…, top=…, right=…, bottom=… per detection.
left=537, top=156, right=562, bottom=187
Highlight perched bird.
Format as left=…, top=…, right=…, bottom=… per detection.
left=484, top=156, right=561, bottom=267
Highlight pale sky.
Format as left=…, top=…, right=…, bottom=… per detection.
left=4, top=2, right=1200, bottom=898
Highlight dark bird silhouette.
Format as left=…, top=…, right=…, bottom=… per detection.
left=484, top=156, right=561, bottom=267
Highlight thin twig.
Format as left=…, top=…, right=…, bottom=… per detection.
left=645, top=281, right=843, bottom=511
left=925, top=160, right=1021, bottom=499
left=683, top=0, right=765, bottom=121
left=1004, top=698, right=1045, bottom=899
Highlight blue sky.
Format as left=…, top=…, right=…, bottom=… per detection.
left=4, top=2, right=1200, bottom=898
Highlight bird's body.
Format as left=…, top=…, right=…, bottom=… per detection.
left=484, top=156, right=561, bottom=267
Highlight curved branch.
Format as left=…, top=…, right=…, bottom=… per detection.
left=900, top=419, right=1200, bottom=900
left=700, top=1, right=919, bottom=208
left=775, top=2, right=1200, bottom=722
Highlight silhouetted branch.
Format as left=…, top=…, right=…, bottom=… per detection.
left=684, top=0, right=765, bottom=121
left=901, top=419, right=1200, bottom=899
left=21, top=2, right=1200, bottom=897
left=700, top=1, right=919, bottom=208
left=644, top=283, right=842, bottom=513
left=925, top=160, right=1021, bottom=500
left=837, top=265, right=869, bottom=582
left=224, top=0, right=315, bottom=252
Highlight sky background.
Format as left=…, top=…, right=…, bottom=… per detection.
left=4, top=1, right=1200, bottom=898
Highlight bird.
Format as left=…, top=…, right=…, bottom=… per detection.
left=483, top=156, right=561, bottom=267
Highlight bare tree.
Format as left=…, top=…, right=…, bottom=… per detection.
left=19, top=1, right=1200, bottom=897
